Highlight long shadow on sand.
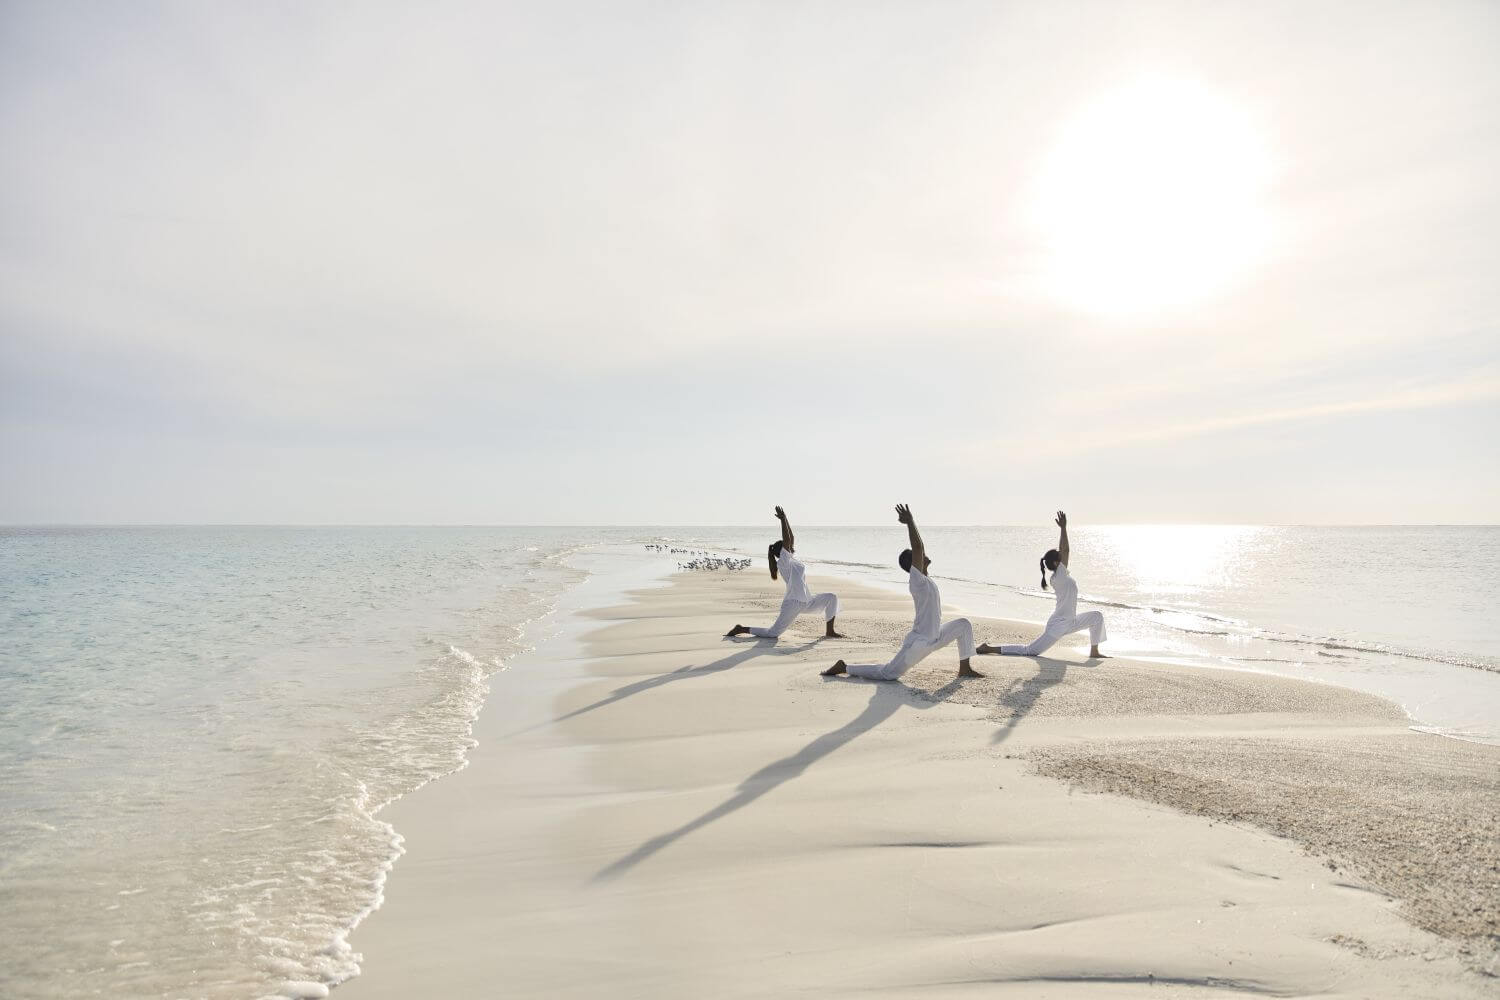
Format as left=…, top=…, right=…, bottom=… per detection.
left=988, top=656, right=1085, bottom=745
left=504, top=639, right=819, bottom=740
left=554, top=638, right=819, bottom=727
left=595, top=676, right=968, bottom=881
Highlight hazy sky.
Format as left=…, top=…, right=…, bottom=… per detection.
left=3, top=1, right=1497, bottom=524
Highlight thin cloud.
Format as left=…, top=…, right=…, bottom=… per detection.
left=1057, top=372, right=1500, bottom=455
left=948, top=371, right=1500, bottom=463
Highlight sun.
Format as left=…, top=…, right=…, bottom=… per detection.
left=1028, top=76, right=1275, bottom=320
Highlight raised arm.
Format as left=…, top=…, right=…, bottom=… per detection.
left=1055, top=510, right=1070, bottom=566
left=896, top=504, right=926, bottom=574
left=774, top=505, right=794, bottom=552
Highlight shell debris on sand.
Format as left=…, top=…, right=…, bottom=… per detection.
left=1027, top=733, right=1500, bottom=975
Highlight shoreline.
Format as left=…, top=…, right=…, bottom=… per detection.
left=339, top=553, right=1496, bottom=997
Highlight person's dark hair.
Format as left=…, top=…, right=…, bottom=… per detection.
left=768, top=540, right=784, bottom=579
left=1039, top=548, right=1061, bottom=589
left=898, top=548, right=913, bottom=573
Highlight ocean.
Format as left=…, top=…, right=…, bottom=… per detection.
left=0, top=527, right=619, bottom=1000
left=1, top=524, right=1496, bottom=999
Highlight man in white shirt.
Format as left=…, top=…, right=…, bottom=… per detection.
left=725, top=506, right=843, bottom=640
left=822, top=504, right=983, bottom=681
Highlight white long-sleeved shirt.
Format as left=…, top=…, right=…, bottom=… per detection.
left=908, top=568, right=940, bottom=639
left=777, top=548, right=811, bottom=603
left=1048, top=562, right=1078, bottom=627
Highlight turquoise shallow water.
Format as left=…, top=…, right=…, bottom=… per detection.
left=1, top=524, right=1496, bottom=999
left=0, top=527, right=628, bottom=1000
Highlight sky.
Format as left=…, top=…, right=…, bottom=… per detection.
left=2, top=0, right=1497, bottom=525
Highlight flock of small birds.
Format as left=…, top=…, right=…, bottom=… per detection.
left=679, top=556, right=753, bottom=572
left=643, top=544, right=753, bottom=572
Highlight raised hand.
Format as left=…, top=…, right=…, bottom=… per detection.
left=775, top=506, right=794, bottom=551
left=896, top=504, right=913, bottom=525
left=1055, top=510, right=1067, bottom=528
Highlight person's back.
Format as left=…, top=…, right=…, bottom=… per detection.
left=909, top=567, right=940, bottom=638
left=779, top=548, right=812, bottom=604
left=1048, top=563, right=1078, bottom=623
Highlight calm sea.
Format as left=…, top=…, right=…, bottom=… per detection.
left=0, top=527, right=629, bottom=1000
left=1, top=524, right=1496, bottom=999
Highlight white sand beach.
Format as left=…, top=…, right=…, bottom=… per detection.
left=339, top=558, right=1497, bottom=998
left=11, top=7, right=1500, bottom=997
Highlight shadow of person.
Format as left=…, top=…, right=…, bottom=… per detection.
left=595, top=676, right=969, bottom=881
left=990, top=656, right=1071, bottom=745
left=547, top=638, right=818, bottom=730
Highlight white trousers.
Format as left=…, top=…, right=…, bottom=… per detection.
left=747, top=592, right=841, bottom=638
left=847, top=618, right=976, bottom=681
left=999, top=611, right=1107, bottom=656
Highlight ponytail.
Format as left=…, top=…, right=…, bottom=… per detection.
left=1039, top=548, right=1061, bottom=589
left=768, top=542, right=781, bottom=580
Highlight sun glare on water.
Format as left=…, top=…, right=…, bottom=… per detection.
left=1029, top=77, right=1275, bottom=320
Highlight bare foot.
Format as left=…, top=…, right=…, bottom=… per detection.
left=821, top=660, right=848, bottom=676
left=1089, top=647, right=1111, bottom=659
left=976, top=642, right=999, bottom=655
left=958, top=662, right=986, bottom=678
left=824, top=628, right=846, bottom=639
left=724, top=625, right=749, bottom=638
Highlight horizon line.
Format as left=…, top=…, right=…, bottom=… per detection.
left=3, top=522, right=1496, bottom=529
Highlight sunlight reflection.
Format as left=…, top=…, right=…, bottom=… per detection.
left=1092, top=524, right=1268, bottom=599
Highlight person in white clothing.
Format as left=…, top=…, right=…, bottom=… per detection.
left=977, top=510, right=1109, bottom=659
left=822, top=504, right=983, bottom=681
left=725, top=506, right=844, bottom=640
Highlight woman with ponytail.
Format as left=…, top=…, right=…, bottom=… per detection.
left=977, top=510, right=1109, bottom=659
left=725, top=506, right=843, bottom=640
